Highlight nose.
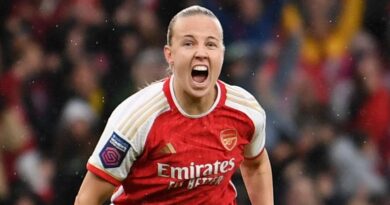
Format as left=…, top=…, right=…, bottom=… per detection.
left=194, top=45, right=208, bottom=60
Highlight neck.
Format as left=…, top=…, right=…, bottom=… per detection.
left=173, top=80, right=218, bottom=116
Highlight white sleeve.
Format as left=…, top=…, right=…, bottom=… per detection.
left=87, top=82, right=167, bottom=185
left=244, top=108, right=266, bottom=159
left=87, top=100, right=141, bottom=185
left=225, top=84, right=267, bottom=159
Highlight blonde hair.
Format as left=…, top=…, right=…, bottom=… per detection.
left=166, top=5, right=221, bottom=46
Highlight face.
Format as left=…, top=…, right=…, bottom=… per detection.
left=164, top=14, right=224, bottom=100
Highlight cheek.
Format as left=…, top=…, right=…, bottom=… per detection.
left=212, top=54, right=224, bottom=71
left=172, top=61, right=186, bottom=78
left=172, top=53, right=191, bottom=73
left=172, top=50, right=188, bottom=65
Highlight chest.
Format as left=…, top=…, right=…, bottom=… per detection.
left=139, top=108, right=254, bottom=169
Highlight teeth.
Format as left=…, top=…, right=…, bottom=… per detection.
left=193, top=66, right=208, bottom=71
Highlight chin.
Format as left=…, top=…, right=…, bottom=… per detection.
left=187, top=87, right=213, bottom=99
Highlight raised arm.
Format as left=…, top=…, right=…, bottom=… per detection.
left=240, top=149, right=273, bottom=205
left=74, top=171, right=116, bottom=205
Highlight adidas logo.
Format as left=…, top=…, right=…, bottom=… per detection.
left=160, top=143, right=176, bottom=154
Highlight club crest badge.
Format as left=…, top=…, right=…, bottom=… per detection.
left=220, top=129, right=238, bottom=151
left=99, top=132, right=131, bottom=168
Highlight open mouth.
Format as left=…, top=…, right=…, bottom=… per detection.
left=191, top=65, right=208, bottom=83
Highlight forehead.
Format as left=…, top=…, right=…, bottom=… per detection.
left=172, top=14, right=223, bottom=40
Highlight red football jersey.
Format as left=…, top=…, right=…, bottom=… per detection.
left=87, top=76, right=266, bottom=204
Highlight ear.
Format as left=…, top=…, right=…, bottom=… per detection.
left=164, top=45, right=173, bottom=66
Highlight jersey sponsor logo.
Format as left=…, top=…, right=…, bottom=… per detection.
left=220, top=129, right=238, bottom=151
left=157, top=158, right=235, bottom=190
left=99, top=132, right=131, bottom=168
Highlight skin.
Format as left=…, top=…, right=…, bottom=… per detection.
left=241, top=150, right=274, bottom=205
left=74, top=13, right=273, bottom=205
left=74, top=171, right=115, bottom=205
left=165, top=16, right=274, bottom=204
left=164, top=14, right=224, bottom=115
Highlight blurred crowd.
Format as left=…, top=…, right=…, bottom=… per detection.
left=0, top=0, right=389, bottom=204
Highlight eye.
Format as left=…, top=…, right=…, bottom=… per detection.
left=206, top=42, right=218, bottom=49
left=183, top=41, right=193, bottom=47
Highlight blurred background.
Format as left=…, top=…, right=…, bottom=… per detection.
left=0, top=0, right=389, bottom=204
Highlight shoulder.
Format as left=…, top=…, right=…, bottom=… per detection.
left=107, top=81, right=169, bottom=129
left=222, top=82, right=265, bottom=117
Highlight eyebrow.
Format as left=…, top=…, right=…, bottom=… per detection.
left=182, top=34, right=220, bottom=41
